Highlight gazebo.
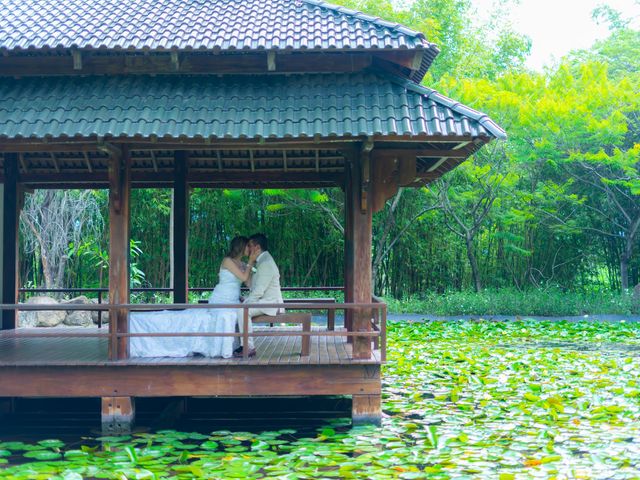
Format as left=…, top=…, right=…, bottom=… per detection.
left=0, top=0, right=505, bottom=430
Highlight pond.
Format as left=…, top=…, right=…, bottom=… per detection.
left=1, top=320, right=639, bottom=479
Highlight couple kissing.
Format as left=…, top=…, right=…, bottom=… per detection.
left=212, top=233, right=283, bottom=358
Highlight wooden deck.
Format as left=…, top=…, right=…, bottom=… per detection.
left=0, top=327, right=381, bottom=366
left=0, top=326, right=382, bottom=422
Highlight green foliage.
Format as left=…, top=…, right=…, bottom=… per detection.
left=385, top=288, right=636, bottom=316
left=2, top=321, right=640, bottom=477
left=333, top=0, right=531, bottom=81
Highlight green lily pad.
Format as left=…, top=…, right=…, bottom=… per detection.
left=23, top=450, right=63, bottom=460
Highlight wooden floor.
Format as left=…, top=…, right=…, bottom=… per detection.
left=0, top=327, right=381, bottom=366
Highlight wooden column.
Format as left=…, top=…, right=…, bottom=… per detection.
left=352, top=394, right=382, bottom=426
left=344, top=156, right=354, bottom=339
left=172, top=151, right=189, bottom=304
left=2, top=153, right=19, bottom=330
left=101, top=396, right=135, bottom=434
left=344, top=146, right=373, bottom=359
left=108, top=147, right=131, bottom=360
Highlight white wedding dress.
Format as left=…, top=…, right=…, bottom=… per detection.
left=129, top=268, right=240, bottom=358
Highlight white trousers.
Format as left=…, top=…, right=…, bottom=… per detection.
left=236, top=307, right=270, bottom=349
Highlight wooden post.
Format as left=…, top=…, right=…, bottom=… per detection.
left=352, top=394, right=381, bottom=426
left=344, top=146, right=373, bottom=359
left=0, top=397, right=15, bottom=418
left=101, top=396, right=135, bottom=434
left=343, top=151, right=355, bottom=341
left=108, top=147, right=131, bottom=360
left=173, top=151, right=189, bottom=304
left=2, top=153, right=19, bottom=330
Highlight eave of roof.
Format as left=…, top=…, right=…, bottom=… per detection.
left=0, top=72, right=504, bottom=141
left=0, top=0, right=439, bottom=82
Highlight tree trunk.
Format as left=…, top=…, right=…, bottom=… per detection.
left=621, top=256, right=629, bottom=291
left=621, top=235, right=634, bottom=291
left=465, top=234, right=482, bottom=293
left=41, top=253, right=54, bottom=290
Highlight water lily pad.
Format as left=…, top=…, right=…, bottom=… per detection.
left=23, top=450, right=63, bottom=460
left=96, top=435, right=132, bottom=443
left=37, top=439, right=65, bottom=449
left=199, top=441, right=219, bottom=450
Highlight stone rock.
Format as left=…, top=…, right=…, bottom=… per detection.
left=90, top=298, right=109, bottom=325
left=19, top=296, right=66, bottom=328
left=61, top=295, right=92, bottom=306
left=64, top=310, right=93, bottom=327
left=61, top=295, right=92, bottom=318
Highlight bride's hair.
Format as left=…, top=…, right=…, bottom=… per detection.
left=227, top=236, right=249, bottom=259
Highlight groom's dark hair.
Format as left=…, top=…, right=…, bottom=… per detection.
left=249, top=233, right=268, bottom=252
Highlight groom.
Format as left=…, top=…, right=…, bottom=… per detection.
left=234, top=233, right=284, bottom=358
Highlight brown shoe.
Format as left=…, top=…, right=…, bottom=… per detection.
left=233, top=347, right=257, bottom=358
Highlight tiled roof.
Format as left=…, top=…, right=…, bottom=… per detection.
left=0, top=73, right=506, bottom=140
left=0, top=0, right=433, bottom=52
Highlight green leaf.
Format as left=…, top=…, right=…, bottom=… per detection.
left=23, top=450, right=63, bottom=460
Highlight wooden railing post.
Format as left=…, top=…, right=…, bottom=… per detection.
left=98, top=290, right=103, bottom=328
left=243, top=307, right=249, bottom=359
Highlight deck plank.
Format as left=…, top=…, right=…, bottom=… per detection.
left=0, top=327, right=380, bottom=367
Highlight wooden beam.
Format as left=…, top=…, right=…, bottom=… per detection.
left=173, top=151, right=189, bottom=304
left=150, top=151, right=158, bottom=172
left=267, top=51, right=276, bottom=71
left=1, top=153, right=19, bottom=330
left=370, top=151, right=417, bottom=212
left=410, top=50, right=425, bottom=73
left=0, top=365, right=381, bottom=396
left=49, top=152, right=60, bottom=173
left=72, top=49, right=82, bottom=70
left=0, top=51, right=372, bottom=76
left=18, top=171, right=344, bottom=186
left=108, top=147, right=131, bottom=360
left=18, top=153, right=28, bottom=173
left=83, top=151, right=93, bottom=172
left=375, top=149, right=472, bottom=159
left=170, top=52, right=180, bottom=71
left=0, top=135, right=480, bottom=152
left=426, top=157, right=447, bottom=172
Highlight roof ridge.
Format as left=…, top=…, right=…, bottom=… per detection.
left=384, top=74, right=507, bottom=140
left=302, top=0, right=431, bottom=45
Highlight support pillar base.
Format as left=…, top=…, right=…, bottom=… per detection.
left=352, top=394, right=381, bottom=426
left=101, top=396, right=135, bottom=434
left=0, top=397, right=15, bottom=419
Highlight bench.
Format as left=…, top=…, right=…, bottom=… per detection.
left=283, top=297, right=336, bottom=330
left=252, top=312, right=311, bottom=356
left=200, top=297, right=336, bottom=330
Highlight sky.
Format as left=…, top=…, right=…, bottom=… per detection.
left=470, top=0, right=639, bottom=70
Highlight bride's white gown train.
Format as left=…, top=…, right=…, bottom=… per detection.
left=129, top=268, right=240, bottom=358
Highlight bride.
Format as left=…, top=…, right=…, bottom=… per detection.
left=130, top=236, right=254, bottom=358
left=204, top=235, right=255, bottom=358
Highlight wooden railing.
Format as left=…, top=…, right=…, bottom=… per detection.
left=1, top=297, right=387, bottom=362
left=18, top=286, right=344, bottom=328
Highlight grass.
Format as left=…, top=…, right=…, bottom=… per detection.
left=384, top=288, right=637, bottom=316
left=1, top=320, right=639, bottom=478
